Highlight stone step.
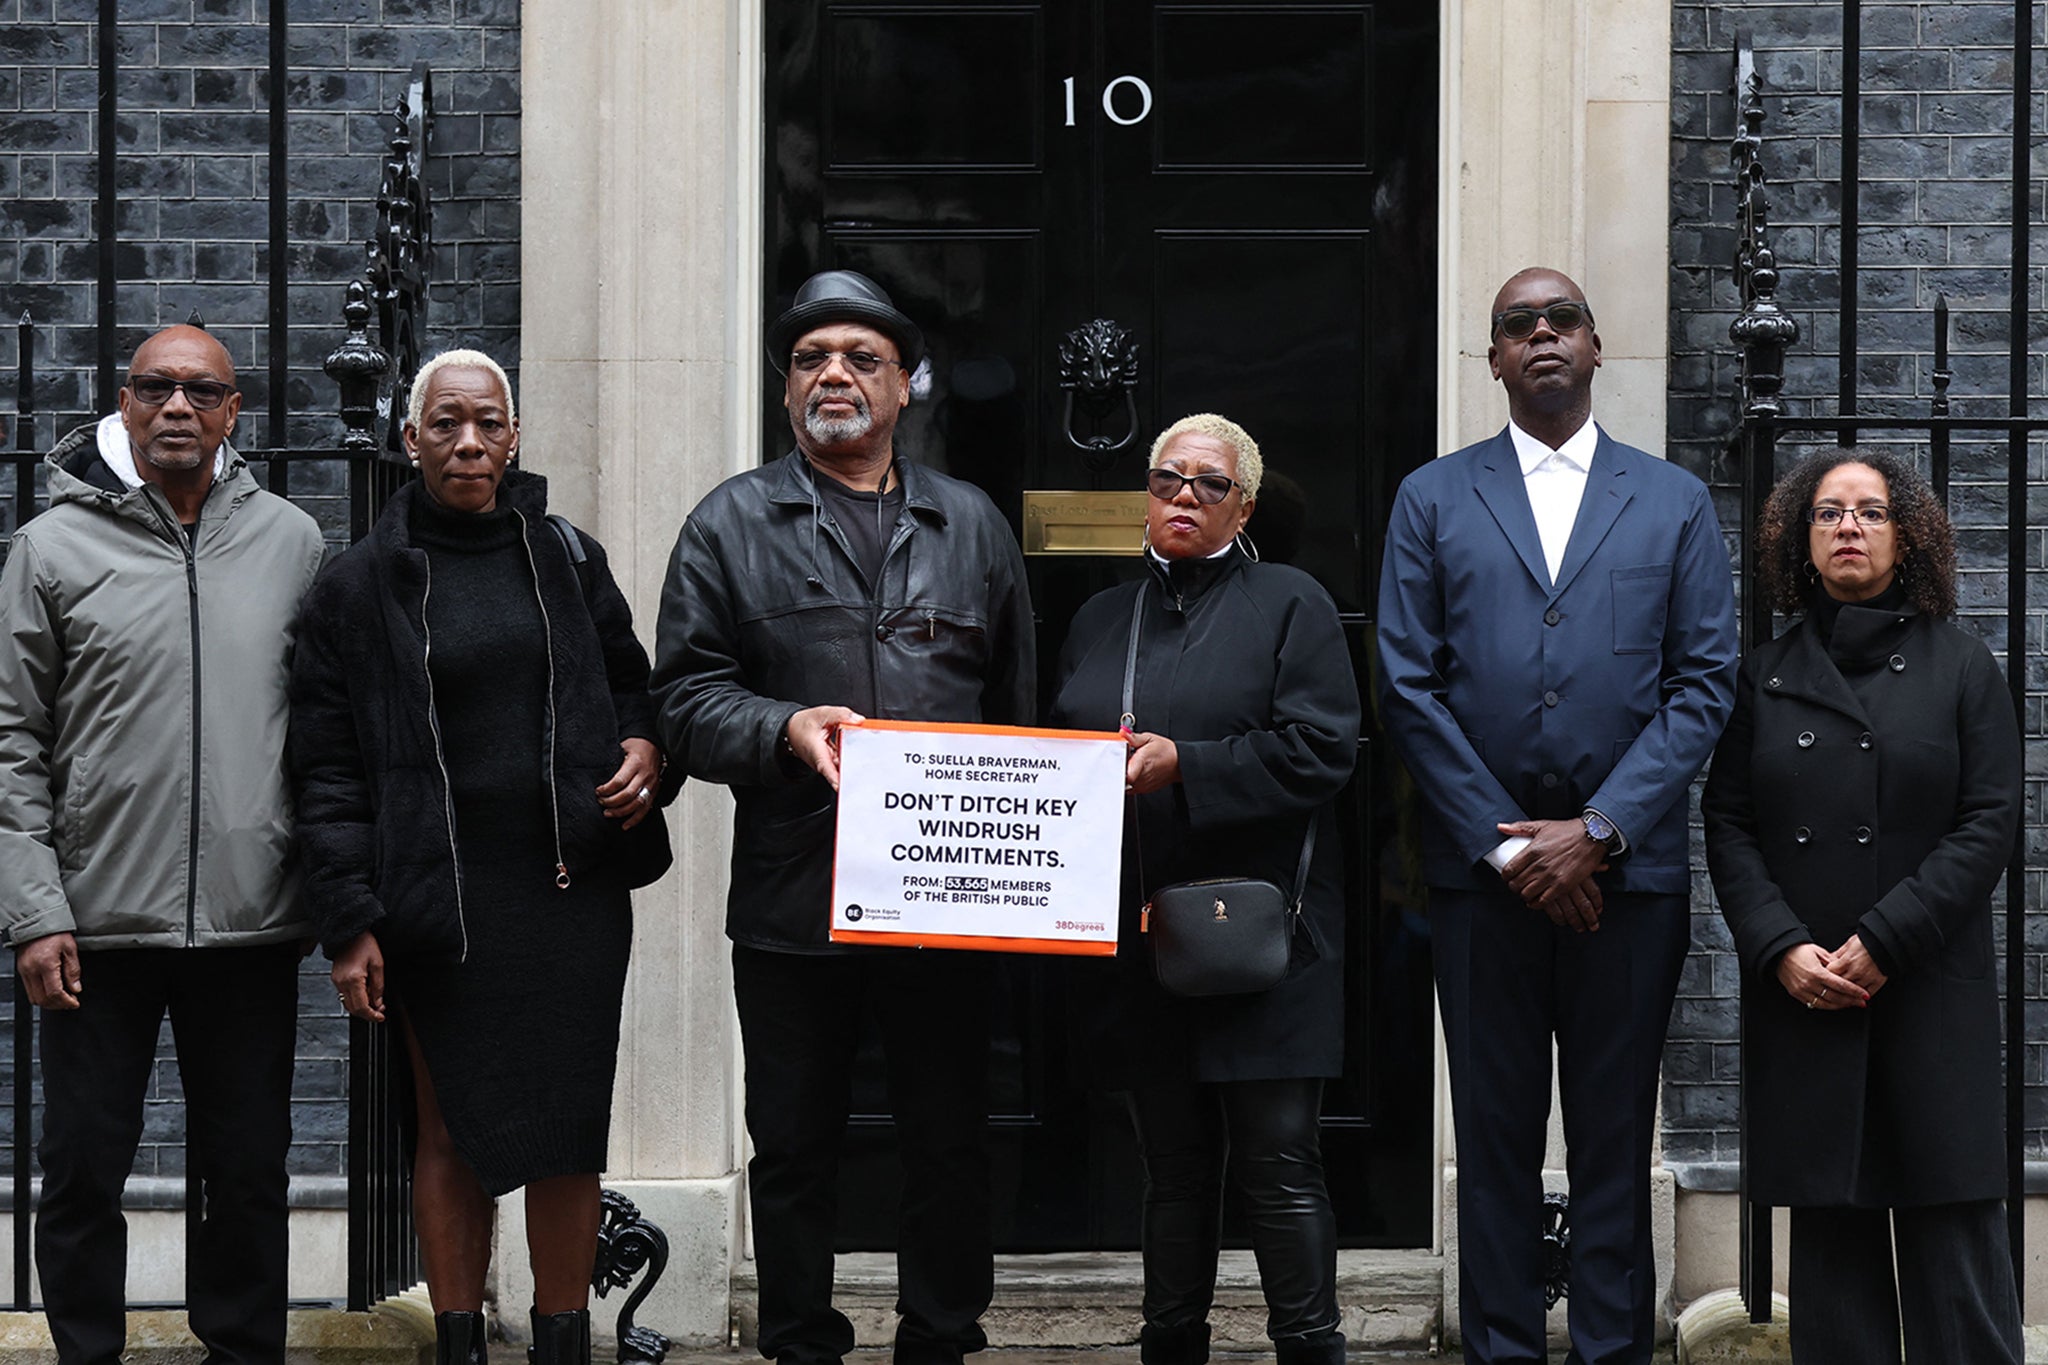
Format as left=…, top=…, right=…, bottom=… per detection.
left=0, top=1306, right=432, bottom=1365
left=732, top=1250, right=1443, bottom=1354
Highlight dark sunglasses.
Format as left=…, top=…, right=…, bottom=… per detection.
left=1491, top=302, right=1594, bottom=341
left=1147, top=467, right=1241, bottom=505
left=790, top=350, right=905, bottom=376
left=127, top=373, right=236, bottom=411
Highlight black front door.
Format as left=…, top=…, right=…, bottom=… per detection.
left=764, top=0, right=1440, bottom=1250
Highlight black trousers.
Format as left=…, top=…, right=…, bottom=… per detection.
left=1430, top=888, right=1689, bottom=1365
left=1788, top=1200, right=2022, bottom=1365
left=731, top=944, right=994, bottom=1365
left=1124, top=1078, right=1342, bottom=1360
left=35, top=943, right=300, bottom=1365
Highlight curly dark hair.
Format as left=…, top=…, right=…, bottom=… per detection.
left=1755, top=447, right=1957, bottom=617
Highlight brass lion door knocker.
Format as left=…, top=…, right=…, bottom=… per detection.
left=1058, top=318, right=1140, bottom=470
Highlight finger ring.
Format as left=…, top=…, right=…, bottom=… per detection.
left=1806, top=997, right=1817, bottom=1009
left=337, top=993, right=347, bottom=1006
left=1819, top=986, right=1828, bottom=999
left=637, top=786, right=651, bottom=803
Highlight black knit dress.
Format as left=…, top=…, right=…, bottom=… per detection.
left=391, top=494, right=634, bottom=1196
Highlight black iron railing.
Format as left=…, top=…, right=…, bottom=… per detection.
left=1729, top=9, right=2045, bottom=1321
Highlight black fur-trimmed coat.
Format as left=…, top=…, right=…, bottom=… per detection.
left=288, top=471, right=671, bottom=960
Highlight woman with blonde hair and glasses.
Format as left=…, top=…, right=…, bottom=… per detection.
left=1049, top=413, right=1359, bottom=1365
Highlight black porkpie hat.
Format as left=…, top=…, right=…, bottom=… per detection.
left=766, top=269, right=926, bottom=373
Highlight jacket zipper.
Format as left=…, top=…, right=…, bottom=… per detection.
left=418, top=557, right=470, bottom=961
left=179, top=521, right=202, bottom=948
left=867, top=513, right=920, bottom=712
left=514, top=513, right=571, bottom=888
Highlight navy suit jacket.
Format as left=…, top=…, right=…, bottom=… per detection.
left=1375, top=426, right=1738, bottom=894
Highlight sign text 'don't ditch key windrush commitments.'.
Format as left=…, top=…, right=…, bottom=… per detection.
left=829, top=718, right=1127, bottom=955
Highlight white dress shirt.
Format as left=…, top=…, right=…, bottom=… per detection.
left=1484, top=415, right=1620, bottom=873
left=1510, top=414, right=1598, bottom=584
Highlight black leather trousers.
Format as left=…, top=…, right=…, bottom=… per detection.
left=1125, top=1078, right=1343, bottom=1363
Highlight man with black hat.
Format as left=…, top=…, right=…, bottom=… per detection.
left=651, top=270, right=1034, bottom=1365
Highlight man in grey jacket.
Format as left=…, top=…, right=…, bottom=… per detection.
left=0, top=325, right=325, bottom=1365
left=652, top=271, right=1034, bottom=1365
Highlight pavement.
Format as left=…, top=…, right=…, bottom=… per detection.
left=650, top=1353, right=1669, bottom=1364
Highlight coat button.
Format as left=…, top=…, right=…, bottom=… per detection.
left=1859, top=732, right=1873, bottom=749
left=1856, top=826, right=1873, bottom=844
left=1889, top=654, right=1906, bottom=672
left=1544, top=608, right=1561, bottom=626
left=1797, top=731, right=1815, bottom=748
left=1542, top=772, right=1560, bottom=788
left=1543, top=690, right=1559, bottom=707
left=876, top=624, right=895, bottom=641
left=1794, top=826, right=1812, bottom=845
left=1767, top=675, right=1782, bottom=688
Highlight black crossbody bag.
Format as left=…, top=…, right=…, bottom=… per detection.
left=1119, top=586, right=1316, bottom=997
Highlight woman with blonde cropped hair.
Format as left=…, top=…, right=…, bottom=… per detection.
left=1049, top=414, right=1360, bottom=1365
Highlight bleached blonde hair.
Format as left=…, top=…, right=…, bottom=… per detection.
left=1149, top=412, right=1262, bottom=500
left=407, top=349, right=517, bottom=431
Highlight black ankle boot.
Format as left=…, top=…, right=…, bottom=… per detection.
left=1138, top=1320, right=1210, bottom=1365
left=1273, top=1326, right=1346, bottom=1365
left=435, top=1311, right=489, bottom=1365
left=527, top=1309, right=591, bottom=1365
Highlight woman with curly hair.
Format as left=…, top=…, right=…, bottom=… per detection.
left=1703, top=448, right=2021, bottom=1364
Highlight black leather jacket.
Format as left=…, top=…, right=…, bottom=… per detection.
left=651, top=450, right=1036, bottom=950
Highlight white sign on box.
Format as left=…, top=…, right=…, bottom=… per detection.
left=829, top=718, right=1126, bottom=954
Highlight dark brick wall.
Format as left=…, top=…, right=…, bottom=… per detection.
left=1667, top=1, right=2048, bottom=1180
left=0, top=0, right=519, bottom=1189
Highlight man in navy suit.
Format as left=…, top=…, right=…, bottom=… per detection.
left=1376, top=268, right=1738, bottom=1364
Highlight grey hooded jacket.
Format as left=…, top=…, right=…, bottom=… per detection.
left=0, top=423, right=326, bottom=950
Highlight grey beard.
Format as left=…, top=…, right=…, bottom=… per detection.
left=137, top=441, right=209, bottom=473
left=803, top=392, right=872, bottom=445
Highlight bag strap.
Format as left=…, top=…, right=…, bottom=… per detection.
left=1119, top=585, right=1144, bottom=731
left=1287, top=819, right=1318, bottom=910
left=545, top=512, right=594, bottom=598
left=1122, top=584, right=1318, bottom=918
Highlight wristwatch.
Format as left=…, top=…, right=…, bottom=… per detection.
left=1581, top=809, right=1623, bottom=852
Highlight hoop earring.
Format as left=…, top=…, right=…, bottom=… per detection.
left=1234, top=529, right=1261, bottom=563
left=1802, top=560, right=1820, bottom=583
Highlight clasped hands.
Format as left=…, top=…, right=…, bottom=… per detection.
left=1775, top=938, right=1883, bottom=1010
left=1496, top=819, right=1608, bottom=933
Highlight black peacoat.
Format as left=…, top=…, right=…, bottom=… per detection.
left=1048, top=547, right=1360, bottom=1084
left=1702, top=601, right=2020, bottom=1207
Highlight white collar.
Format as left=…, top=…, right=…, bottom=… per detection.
left=1508, top=415, right=1598, bottom=477
left=1146, top=540, right=1238, bottom=567
left=95, top=411, right=227, bottom=491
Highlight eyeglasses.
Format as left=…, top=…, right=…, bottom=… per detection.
left=1805, top=505, right=1892, bottom=527
left=1146, top=467, right=1242, bottom=505
left=126, top=374, right=236, bottom=411
left=1491, top=302, right=1594, bottom=340
left=790, top=350, right=904, bottom=376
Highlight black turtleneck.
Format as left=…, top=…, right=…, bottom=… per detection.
left=1808, top=578, right=1910, bottom=664
left=407, top=492, right=550, bottom=838
left=1146, top=544, right=1242, bottom=610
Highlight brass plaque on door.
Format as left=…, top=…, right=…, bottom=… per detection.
left=1022, top=490, right=1148, bottom=556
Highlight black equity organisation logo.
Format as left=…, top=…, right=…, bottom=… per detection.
left=844, top=904, right=864, bottom=922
